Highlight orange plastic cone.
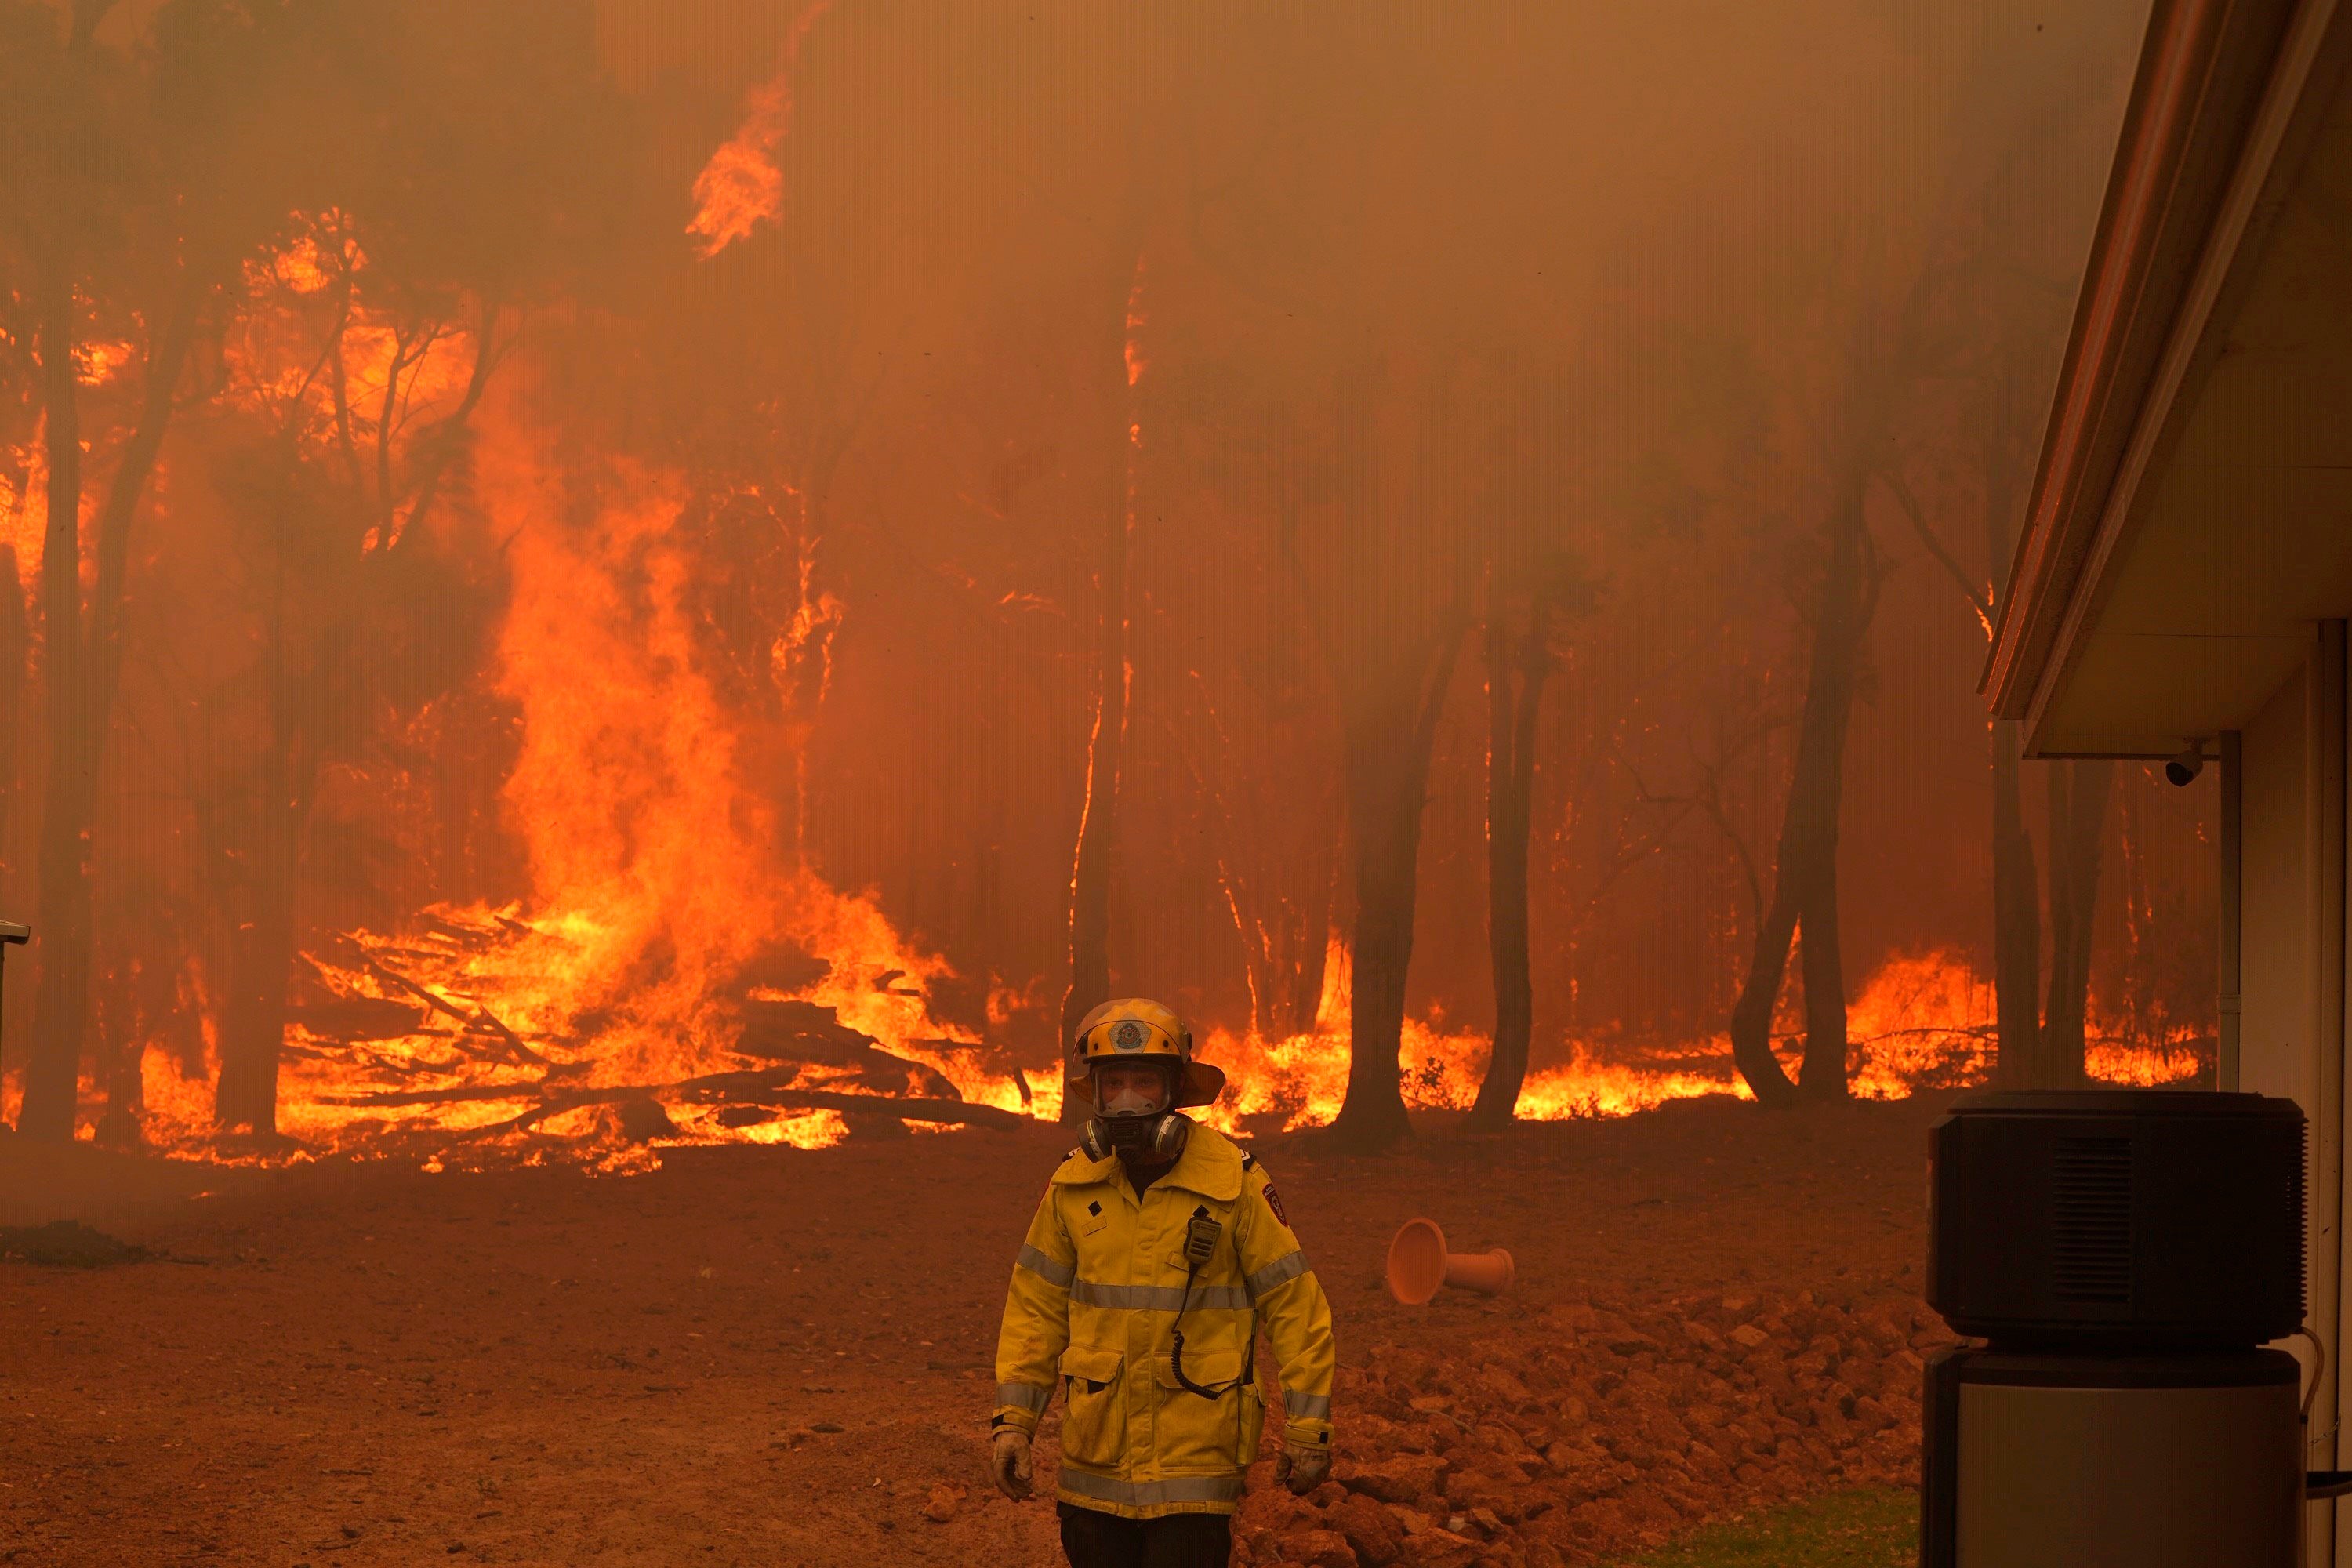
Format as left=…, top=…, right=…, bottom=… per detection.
left=1385, top=1217, right=1515, bottom=1305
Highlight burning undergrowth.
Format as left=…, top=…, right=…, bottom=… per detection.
left=129, top=925, right=2204, bottom=1171
left=1196, top=946, right=2207, bottom=1141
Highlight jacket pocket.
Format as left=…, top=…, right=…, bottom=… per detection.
left=1238, top=1382, right=1267, bottom=1467
left=1152, top=1346, right=1250, bottom=1473
left=1057, top=1345, right=1126, bottom=1469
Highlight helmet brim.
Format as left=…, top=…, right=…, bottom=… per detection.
left=1069, top=1058, right=1226, bottom=1111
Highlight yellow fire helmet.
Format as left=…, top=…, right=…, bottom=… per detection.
left=1067, top=996, right=1227, bottom=1111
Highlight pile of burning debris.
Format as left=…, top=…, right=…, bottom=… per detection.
left=261, top=904, right=1037, bottom=1165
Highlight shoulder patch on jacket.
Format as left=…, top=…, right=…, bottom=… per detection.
left=1240, top=1152, right=1257, bottom=1172
left=1052, top=1145, right=1119, bottom=1185
left=1261, top=1178, right=1288, bottom=1228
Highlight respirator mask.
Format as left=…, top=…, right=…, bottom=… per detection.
left=1080, top=1060, right=1190, bottom=1163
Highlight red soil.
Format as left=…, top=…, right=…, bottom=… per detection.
left=0, top=1095, right=1944, bottom=1566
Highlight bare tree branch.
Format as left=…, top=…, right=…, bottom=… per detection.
left=1877, top=460, right=1990, bottom=636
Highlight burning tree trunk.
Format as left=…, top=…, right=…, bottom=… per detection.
left=2035, top=759, right=2114, bottom=1087
left=1729, top=459, right=1877, bottom=1106
left=1059, top=248, right=1147, bottom=1112
left=1470, top=584, right=1557, bottom=1130
left=1971, top=391, right=2046, bottom=1083
left=17, top=261, right=85, bottom=1142
left=1167, top=673, right=1340, bottom=1044
left=1726, top=226, right=1946, bottom=1109
left=213, top=777, right=308, bottom=1135
left=91, top=948, right=143, bottom=1145
left=1268, top=365, right=1475, bottom=1152
left=1887, top=389, right=2052, bottom=1087
left=1058, top=475, right=1130, bottom=1090
left=1330, top=609, right=1468, bottom=1148
left=1991, top=719, right=2043, bottom=1078
left=209, top=280, right=501, bottom=1138
left=1276, top=864, right=1338, bottom=1039
left=0, top=546, right=25, bottom=887
left=18, top=260, right=198, bottom=1141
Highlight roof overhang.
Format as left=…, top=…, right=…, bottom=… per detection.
left=1984, top=0, right=2352, bottom=757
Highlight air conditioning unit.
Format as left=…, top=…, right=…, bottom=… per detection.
left=1920, top=1090, right=2317, bottom=1568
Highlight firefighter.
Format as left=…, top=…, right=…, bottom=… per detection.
left=989, top=998, right=1336, bottom=1566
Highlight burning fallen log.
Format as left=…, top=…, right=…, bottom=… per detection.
left=732, top=998, right=962, bottom=1099
left=283, top=994, right=429, bottom=1042
left=296, top=938, right=557, bottom=1069
left=714, top=1086, right=1016, bottom=1129
left=348, top=949, right=548, bottom=1068
left=315, top=1065, right=1025, bottom=1133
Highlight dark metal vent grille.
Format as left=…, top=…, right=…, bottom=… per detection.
left=2296, top=1120, right=2310, bottom=1316
left=2053, top=1135, right=2133, bottom=1305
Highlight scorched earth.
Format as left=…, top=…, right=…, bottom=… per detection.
left=0, top=1097, right=1945, bottom=1566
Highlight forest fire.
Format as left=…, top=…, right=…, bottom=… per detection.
left=117, top=415, right=1045, bottom=1168
left=2, top=5, right=2256, bottom=1566
left=128, top=921, right=2203, bottom=1167
left=9, top=257, right=2215, bottom=1168
left=87, top=380, right=2209, bottom=1169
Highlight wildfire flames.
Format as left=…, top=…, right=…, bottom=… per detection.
left=1192, top=946, right=2204, bottom=1137
left=685, top=2, right=833, bottom=259
left=6, top=123, right=2212, bottom=1175
left=101, top=404, right=2203, bottom=1170
left=100, top=409, right=2205, bottom=1169
left=15, top=368, right=2211, bottom=1168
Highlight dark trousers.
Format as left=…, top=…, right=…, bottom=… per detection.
left=1058, top=1501, right=1232, bottom=1568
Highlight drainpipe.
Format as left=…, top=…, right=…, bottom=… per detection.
left=2222, top=728, right=2241, bottom=1091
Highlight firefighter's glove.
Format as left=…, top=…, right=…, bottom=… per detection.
left=1273, top=1439, right=1330, bottom=1494
left=989, top=1428, right=1034, bottom=1501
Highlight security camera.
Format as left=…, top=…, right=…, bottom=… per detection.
left=2165, top=743, right=2206, bottom=788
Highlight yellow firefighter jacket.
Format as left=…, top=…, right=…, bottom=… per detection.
left=993, top=1122, right=1337, bottom=1519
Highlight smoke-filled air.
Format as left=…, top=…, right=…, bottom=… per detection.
left=0, top=2, right=2212, bottom=1565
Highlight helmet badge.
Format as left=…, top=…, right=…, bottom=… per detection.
left=1113, top=1021, right=1145, bottom=1051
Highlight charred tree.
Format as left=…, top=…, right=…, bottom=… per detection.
left=196, top=9, right=622, bottom=1136
left=1886, top=327, right=2067, bottom=1087
left=210, top=655, right=318, bottom=1136
left=1727, top=215, right=1955, bottom=1109
left=1728, top=457, right=1877, bottom=1105
left=2034, top=758, right=2114, bottom=1087
left=1469, top=583, right=1557, bottom=1130
left=213, top=282, right=503, bottom=1137
left=0, top=546, right=25, bottom=888
left=1164, top=668, right=1341, bottom=1045
left=0, top=573, right=20, bottom=863
left=1991, top=720, right=2044, bottom=1076
left=1304, top=368, right=1475, bottom=1152
left=1887, top=22, right=2132, bottom=1085
left=1058, top=455, right=1131, bottom=1094
left=1332, top=617, right=1466, bottom=1147
left=1887, top=365, right=2051, bottom=1086
left=1278, top=855, right=1339, bottom=1039
left=17, top=260, right=86, bottom=1142
left=1058, top=251, right=1147, bottom=1112
left=7, top=4, right=310, bottom=1138
left=17, top=258, right=198, bottom=1140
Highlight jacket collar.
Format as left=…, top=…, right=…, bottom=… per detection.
left=1051, top=1120, right=1244, bottom=1203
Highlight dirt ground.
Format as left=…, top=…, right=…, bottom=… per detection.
left=0, top=1097, right=1946, bottom=1567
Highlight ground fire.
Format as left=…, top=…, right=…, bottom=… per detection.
left=0, top=2, right=2224, bottom=1565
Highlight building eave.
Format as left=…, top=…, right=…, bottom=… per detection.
left=1984, top=0, right=2316, bottom=731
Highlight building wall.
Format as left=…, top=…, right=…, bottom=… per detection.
left=2241, top=657, right=2312, bottom=1105
left=2235, top=638, right=2350, bottom=1559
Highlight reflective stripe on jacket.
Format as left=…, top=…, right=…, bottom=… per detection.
left=992, top=1121, right=1337, bottom=1519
